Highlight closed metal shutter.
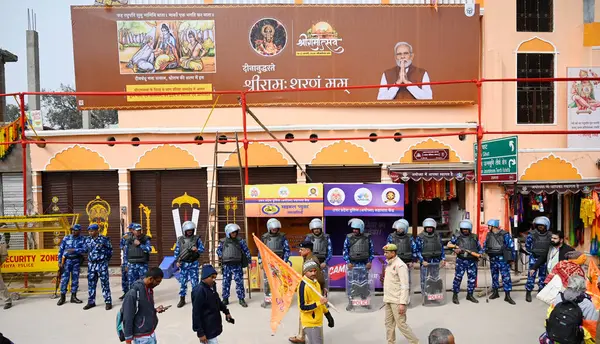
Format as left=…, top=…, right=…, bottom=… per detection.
left=159, top=169, right=209, bottom=263
left=42, top=172, right=120, bottom=266
left=71, top=172, right=121, bottom=266
left=305, top=165, right=382, bottom=183
left=130, top=171, right=161, bottom=267
left=41, top=172, right=72, bottom=250
left=2, top=173, right=25, bottom=249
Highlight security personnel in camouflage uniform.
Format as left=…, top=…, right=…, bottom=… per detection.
left=450, top=220, right=482, bottom=304
left=174, top=220, right=205, bottom=308
left=57, top=224, right=86, bottom=306
left=124, top=223, right=152, bottom=290
left=118, top=223, right=134, bottom=300
left=217, top=223, right=251, bottom=308
left=415, top=218, right=446, bottom=294
left=83, top=223, right=113, bottom=310
left=387, top=219, right=415, bottom=285
left=525, top=216, right=552, bottom=302
left=343, top=218, right=374, bottom=311
left=258, top=218, right=291, bottom=308
left=484, top=219, right=516, bottom=305
left=304, top=218, right=332, bottom=289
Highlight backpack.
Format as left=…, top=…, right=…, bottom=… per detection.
left=546, top=293, right=584, bottom=344
left=116, top=289, right=139, bottom=342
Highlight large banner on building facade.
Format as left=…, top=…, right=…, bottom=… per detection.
left=567, top=67, right=600, bottom=148
left=71, top=5, right=480, bottom=109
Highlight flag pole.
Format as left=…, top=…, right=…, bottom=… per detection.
left=252, top=233, right=340, bottom=313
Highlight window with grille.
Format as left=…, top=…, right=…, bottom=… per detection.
left=517, top=0, right=553, bottom=32
left=517, top=53, right=555, bottom=124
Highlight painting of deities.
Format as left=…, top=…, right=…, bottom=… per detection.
left=117, top=20, right=216, bottom=74
left=377, top=41, right=432, bottom=101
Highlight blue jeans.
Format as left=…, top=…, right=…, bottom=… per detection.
left=133, top=333, right=157, bottom=344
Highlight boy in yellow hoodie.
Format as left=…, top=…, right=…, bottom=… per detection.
left=298, top=261, right=335, bottom=344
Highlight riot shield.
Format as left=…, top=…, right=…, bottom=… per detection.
left=421, top=262, right=447, bottom=306
left=345, top=265, right=381, bottom=312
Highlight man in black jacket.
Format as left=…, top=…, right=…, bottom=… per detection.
left=192, top=264, right=235, bottom=344
left=530, top=230, right=575, bottom=276
left=122, top=267, right=169, bottom=344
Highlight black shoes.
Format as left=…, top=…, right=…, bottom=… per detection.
left=239, top=299, right=248, bottom=308
left=489, top=289, right=500, bottom=300
left=452, top=293, right=459, bottom=304
left=466, top=293, right=479, bottom=303
left=83, top=303, right=96, bottom=310
left=70, top=293, right=83, bottom=304
left=177, top=296, right=186, bottom=308
left=504, top=292, right=516, bottom=305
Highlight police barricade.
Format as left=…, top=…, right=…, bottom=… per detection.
left=0, top=214, right=78, bottom=298
left=345, top=265, right=382, bottom=312
left=421, top=262, right=447, bottom=306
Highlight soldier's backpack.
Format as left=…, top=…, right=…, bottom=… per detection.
left=116, top=289, right=139, bottom=342
left=545, top=293, right=584, bottom=344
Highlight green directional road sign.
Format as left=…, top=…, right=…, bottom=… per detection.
left=474, top=136, right=518, bottom=182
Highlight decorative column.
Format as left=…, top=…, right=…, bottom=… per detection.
left=118, top=169, right=131, bottom=227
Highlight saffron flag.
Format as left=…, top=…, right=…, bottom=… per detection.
left=586, top=259, right=600, bottom=309
left=253, top=234, right=302, bottom=334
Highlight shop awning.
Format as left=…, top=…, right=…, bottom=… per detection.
left=388, top=163, right=475, bottom=182
left=503, top=179, right=600, bottom=194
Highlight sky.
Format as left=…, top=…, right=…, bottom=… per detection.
left=1, top=0, right=78, bottom=98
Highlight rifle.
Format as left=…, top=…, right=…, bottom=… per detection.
left=51, top=256, right=66, bottom=299
left=447, top=243, right=482, bottom=259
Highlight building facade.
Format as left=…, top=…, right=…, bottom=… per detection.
left=23, top=0, right=600, bottom=262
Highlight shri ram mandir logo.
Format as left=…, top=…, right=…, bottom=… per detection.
left=296, top=21, right=344, bottom=57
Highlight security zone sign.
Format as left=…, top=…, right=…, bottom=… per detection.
left=474, top=136, right=518, bottom=182
left=0, top=249, right=60, bottom=273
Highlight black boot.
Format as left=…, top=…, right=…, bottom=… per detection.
left=3, top=302, right=11, bottom=310
left=83, top=303, right=96, bottom=310
left=466, top=293, right=479, bottom=303
left=452, top=293, right=459, bottom=304
left=106, top=303, right=113, bottom=310
left=489, top=289, right=500, bottom=300
left=346, top=302, right=354, bottom=311
left=239, top=299, right=248, bottom=308
left=177, top=296, right=185, bottom=308
left=57, top=294, right=66, bottom=306
left=118, top=294, right=126, bottom=301
left=525, top=291, right=532, bottom=303
left=70, top=293, right=83, bottom=304
left=222, top=298, right=229, bottom=306
left=504, top=292, right=516, bottom=305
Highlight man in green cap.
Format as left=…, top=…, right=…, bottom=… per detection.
left=382, top=243, right=419, bottom=344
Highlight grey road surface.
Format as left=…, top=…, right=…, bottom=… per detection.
left=0, top=277, right=547, bottom=343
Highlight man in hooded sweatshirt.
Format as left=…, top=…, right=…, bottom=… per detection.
left=122, top=267, right=169, bottom=344
left=192, top=264, right=235, bottom=344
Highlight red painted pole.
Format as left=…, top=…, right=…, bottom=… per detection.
left=18, top=93, right=28, bottom=288
left=476, top=82, right=483, bottom=236
left=240, top=93, right=249, bottom=185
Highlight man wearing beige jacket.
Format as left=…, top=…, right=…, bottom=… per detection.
left=383, top=243, right=419, bottom=344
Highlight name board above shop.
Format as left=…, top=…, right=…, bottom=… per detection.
left=412, top=149, right=449, bottom=162
left=324, top=184, right=404, bottom=217
left=70, top=5, right=480, bottom=109
left=244, top=184, right=323, bottom=217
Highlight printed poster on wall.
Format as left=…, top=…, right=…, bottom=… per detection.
left=70, top=5, right=480, bottom=109
left=567, top=67, right=600, bottom=148
left=244, top=183, right=323, bottom=217
left=324, top=183, right=404, bottom=217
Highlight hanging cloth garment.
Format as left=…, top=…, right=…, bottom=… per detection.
left=448, top=180, right=456, bottom=199
left=591, top=191, right=600, bottom=240
left=564, top=194, right=571, bottom=246
left=404, top=182, right=409, bottom=205
left=580, top=197, right=595, bottom=227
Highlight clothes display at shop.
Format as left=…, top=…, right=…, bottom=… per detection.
left=581, top=191, right=600, bottom=255
left=415, top=180, right=457, bottom=202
